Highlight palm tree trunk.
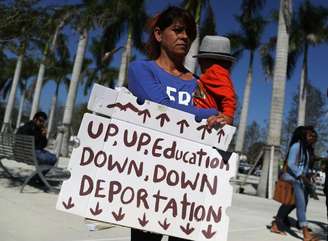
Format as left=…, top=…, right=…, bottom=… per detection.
left=59, top=28, right=88, bottom=157
left=235, top=52, right=254, bottom=152
left=47, top=82, right=59, bottom=138
left=184, top=1, right=201, bottom=73
left=258, top=0, right=292, bottom=199
left=30, top=24, right=62, bottom=120
left=1, top=53, right=24, bottom=133
left=16, top=88, right=26, bottom=130
left=47, top=95, right=56, bottom=139
left=267, top=0, right=291, bottom=146
left=115, top=28, right=132, bottom=88
left=184, top=26, right=199, bottom=73
left=297, top=44, right=308, bottom=126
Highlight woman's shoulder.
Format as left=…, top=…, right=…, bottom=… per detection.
left=129, top=60, right=155, bottom=70
left=290, top=142, right=301, bottom=152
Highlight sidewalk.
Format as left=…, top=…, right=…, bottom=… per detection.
left=0, top=157, right=326, bottom=241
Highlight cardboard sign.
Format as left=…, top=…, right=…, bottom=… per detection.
left=56, top=85, right=238, bottom=241
left=87, top=84, right=236, bottom=151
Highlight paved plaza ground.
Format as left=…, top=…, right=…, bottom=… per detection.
left=0, top=157, right=326, bottom=241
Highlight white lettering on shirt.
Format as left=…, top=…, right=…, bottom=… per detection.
left=166, top=86, right=176, bottom=101
left=166, top=86, right=191, bottom=106
left=179, top=91, right=191, bottom=106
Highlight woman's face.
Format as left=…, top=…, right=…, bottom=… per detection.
left=154, top=20, right=191, bottom=58
left=306, top=130, right=317, bottom=145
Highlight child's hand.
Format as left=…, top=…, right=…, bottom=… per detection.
left=207, top=113, right=233, bottom=129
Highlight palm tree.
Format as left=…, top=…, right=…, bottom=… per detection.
left=262, top=0, right=293, bottom=147
left=199, top=5, right=217, bottom=40
left=1, top=1, right=43, bottom=132
left=46, top=33, right=72, bottom=138
left=292, top=1, right=328, bottom=126
left=109, top=0, right=147, bottom=88
left=58, top=0, right=116, bottom=156
left=230, top=0, right=267, bottom=153
left=29, top=6, right=71, bottom=120
left=257, top=0, right=293, bottom=198
left=182, top=0, right=211, bottom=73
left=83, top=37, right=118, bottom=94
left=15, top=57, right=38, bottom=129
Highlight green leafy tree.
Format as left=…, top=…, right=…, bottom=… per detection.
left=282, top=83, right=328, bottom=155
left=243, top=121, right=265, bottom=152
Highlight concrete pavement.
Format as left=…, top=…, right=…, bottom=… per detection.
left=0, top=158, right=326, bottom=241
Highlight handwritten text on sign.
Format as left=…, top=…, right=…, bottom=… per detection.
left=57, top=113, right=237, bottom=241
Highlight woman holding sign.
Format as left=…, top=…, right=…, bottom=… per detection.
left=128, top=5, right=219, bottom=241
left=128, top=6, right=223, bottom=128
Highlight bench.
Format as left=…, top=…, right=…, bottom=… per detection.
left=0, top=133, right=68, bottom=193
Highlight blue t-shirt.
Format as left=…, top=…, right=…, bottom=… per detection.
left=128, top=60, right=218, bottom=120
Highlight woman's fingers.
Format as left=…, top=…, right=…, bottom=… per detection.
left=207, top=114, right=233, bottom=129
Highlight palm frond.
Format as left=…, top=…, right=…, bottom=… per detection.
left=199, top=4, right=217, bottom=40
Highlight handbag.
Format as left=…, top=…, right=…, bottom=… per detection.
left=273, top=179, right=295, bottom=205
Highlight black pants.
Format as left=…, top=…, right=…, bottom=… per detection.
left=131, top=229, right=190, bottom=241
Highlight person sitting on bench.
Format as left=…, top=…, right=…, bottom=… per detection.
left=17, top=111, right=57, bottom=167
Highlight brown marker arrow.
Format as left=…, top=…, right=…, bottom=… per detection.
left=62, top=197, right=74, bottom=209
left=90, top=202, right=102, bottom=216
left=197, top=125, right=212, bottom=139
left=180, top=223, right=194, bottom=235
left=112, top=207, right=125, bottom=221
left=176, top=119, right=190, bottom=133
left=138, top=213, right=149, bottom=227
left=217, top=129, right=225, bottom=143
left=158, top=218, right=170, bottom=230
left=123, top=102, right=140, bottom=113
left=107, top=103, right=125, bottom=111
left=202, top=224, right=216, bottom=239
left=138, top=109, right=151, bottom=123
left=156, top=113, right=170, bottom=127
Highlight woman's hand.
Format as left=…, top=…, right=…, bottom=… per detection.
left=207, top=113, right=233, bottom=129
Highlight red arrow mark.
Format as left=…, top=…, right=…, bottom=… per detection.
left=180, top=223, right=195, bottom=235
left=112, top=207, right=125, bottom=221
left=197, top=125, right=212, bottom=139
left=90, top=202, right=103, bottom=216
left=62, top=197, right=74, bottom=209
left=138, top=213, right=149, bottom=227
left=202, top=224, right=216, bottom=239
left=176, top=119, right=190, bottom=134
left=217, top=129, right=225, bottom=143
left=138, top=109, right=151, bottom=123
left=158, top=218, right=170, bottom=230
left=156, top=113, right=170, bottom=127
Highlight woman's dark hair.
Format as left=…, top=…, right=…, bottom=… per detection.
left=146, top=6, right=196, bottom=59
left=286, top=126, right=308, bottom=165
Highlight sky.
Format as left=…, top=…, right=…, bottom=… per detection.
left=36, top=0, right=328, bottom=131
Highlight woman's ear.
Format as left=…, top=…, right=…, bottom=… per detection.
left=154, top=27, right=162, bottom=42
